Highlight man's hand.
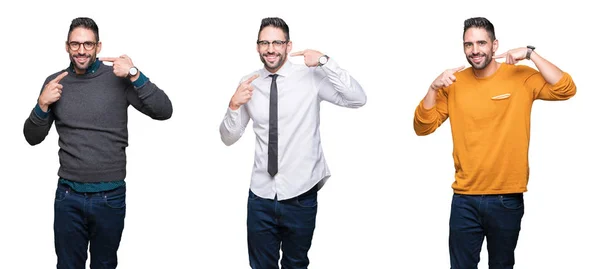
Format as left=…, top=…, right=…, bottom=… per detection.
left=229, top=74, right=260, bottom=110
left=493, top=47, right=528, bottom=64
left=429, top=66, right=465, bottom=91
left=290, top=49, right=324, bottom=67
left=38, top=71, right=68, bottom=112
left=99, top=55, right=139, bottom=81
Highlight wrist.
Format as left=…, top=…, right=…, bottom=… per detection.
left=526, top=45, right=536, bottom=60
left=127, top=66, right=139, bottom=81
left=229, top=100, right=240, bottom=110
left=129, top=72, right=140, bottom=82
left=429, top=84, right=438, bottom=92
left=38, top=102, right=49, bottom=112
left=528, top=51, right=538, bottom=62
left=318, top=55, right=329, bottom=66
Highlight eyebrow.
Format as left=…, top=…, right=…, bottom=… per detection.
left=463, top=40, right=487, bottom=45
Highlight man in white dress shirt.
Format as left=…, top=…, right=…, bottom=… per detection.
left=220, top=17, right=367, bottom=269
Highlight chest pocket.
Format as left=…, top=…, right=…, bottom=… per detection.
left=486, top=83, right=518, bottom=120
left=452, top=83, right=516, bottom=128
left=491, top=93, right=511, bottom=100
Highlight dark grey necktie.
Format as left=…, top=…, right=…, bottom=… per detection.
left=268, top=74, right=279, bottom=177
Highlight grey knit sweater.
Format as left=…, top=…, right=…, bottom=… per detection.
left=24, top=62, right=173, bottom=182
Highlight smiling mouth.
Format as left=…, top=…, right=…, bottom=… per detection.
left=470, top=55, right=484, bottom=63
left=74, top=55, right=89, bottom=64
left=264, top=54, right=279, bottom=62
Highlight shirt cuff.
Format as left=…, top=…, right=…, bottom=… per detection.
left=132, top=72, right=149, bottom=88
left=415, top=100, right=438, bottom=124
left=34, top=103, right=49, bottom=119
left=319, top=57, right=340, bottom=73
left=227, top=106, right=241, bottom=117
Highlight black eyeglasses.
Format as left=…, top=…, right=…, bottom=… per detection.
left=257, top=40, right=288, bottom=49
left=67, top=41, right=97, bottom=51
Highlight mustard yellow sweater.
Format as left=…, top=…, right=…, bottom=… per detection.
left=414, top=63, right=576, bottom=194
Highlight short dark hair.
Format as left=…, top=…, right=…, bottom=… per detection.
left=258, top=17, right=289, bottom=41
left=463, top=17, right=495, bottom=41
left=67, top=17, right=99, bottom=42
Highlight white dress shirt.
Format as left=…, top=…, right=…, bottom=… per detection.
left=220, top=58, right=366, bottom=200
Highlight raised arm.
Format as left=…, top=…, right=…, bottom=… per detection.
left=414, top=89, right=450, bottom=136
left=219, top=74, right=259, bottom=146
left=102, top=55, right=173, bottom=120
left=125, top=74, right=173, bottom=120
left=493, top=48, right=576, bottom=100
left=23, top=72, right=68, bottom=145
left=291, top=50, right=366, bottom=108
left=413, top=66, right=462, bottom=136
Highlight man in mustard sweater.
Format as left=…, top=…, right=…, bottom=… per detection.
left=413, top=17, right=576, bottom=269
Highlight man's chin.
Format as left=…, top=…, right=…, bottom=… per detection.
left=72, top=60, right=90, bottom=69
left=468, top=61, right=485, bottom=70
left=70, top=64, right=88, bottom=73
left=264, top=62, right=281, bottom=71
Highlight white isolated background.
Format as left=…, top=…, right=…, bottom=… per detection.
left=1, top=0, right=597, bottom=268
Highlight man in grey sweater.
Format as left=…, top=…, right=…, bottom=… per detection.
left=23, top=17, right=172, bottom=269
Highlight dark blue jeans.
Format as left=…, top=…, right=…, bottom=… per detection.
left=54, top=183, right=126, bottom=269
left=247, top=186, right=318, bottom=269
left=449, top=193, right=525, bottom=269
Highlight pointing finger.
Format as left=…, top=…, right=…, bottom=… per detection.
left=290, top=51, right=305, bottom=57
left=492, top=52, right=506, bottom=59
left=52, top=71, right=69, bottom=83
left=452, top=65, right=465, bottom=72
left=244, top=74, right=260, bottom=85
left=99, top=57, right=119, bottom=62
